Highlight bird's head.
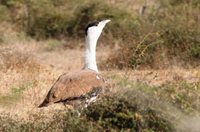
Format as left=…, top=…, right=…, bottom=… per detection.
left=85, top=19, right=111, bottom=41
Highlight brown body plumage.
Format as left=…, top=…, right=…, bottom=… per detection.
left=39, top=70, right=104, bottom=107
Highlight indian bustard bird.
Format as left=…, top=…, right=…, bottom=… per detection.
left=39, top=19, right=111, bottom=107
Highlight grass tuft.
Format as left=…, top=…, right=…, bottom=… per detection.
left=0, top=82, right=33, bottom=106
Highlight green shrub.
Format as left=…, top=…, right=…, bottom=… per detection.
left=0, top=0, right=23, bottom=7
left=85, top=90, right=175, bottom=131
left=22, top=0, right=72, bottom=39
left=67, top=1, right=134, bottom=38
left=160, top=0, right=200, bottom=6
left=105, top=1, right=200, bottom=69
left=0, top=0, right=135, bottom=40
left=0, top=5, right=10, bottom=21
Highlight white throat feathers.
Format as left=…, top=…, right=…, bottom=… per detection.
left=84, top=19, right=110, bottom=73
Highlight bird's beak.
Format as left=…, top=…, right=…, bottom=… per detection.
left=99, top=19, right=111, bottom=26
left=103, top=19, right=111, bottom=24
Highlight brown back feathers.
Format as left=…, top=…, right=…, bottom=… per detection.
left=39, top=70, right=104, bottom=107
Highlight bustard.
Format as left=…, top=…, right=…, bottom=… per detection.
left=39, top=19, right=111, bottom=107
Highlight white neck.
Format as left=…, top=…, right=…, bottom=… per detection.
left=84, top=35, right=98, bottom=73
left=83, top=19, right=110, bottom=73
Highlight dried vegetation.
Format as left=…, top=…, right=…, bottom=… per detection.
left=0, top=0, right=200, bottom=131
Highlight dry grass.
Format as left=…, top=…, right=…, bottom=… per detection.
left=0, top=40, right=112, bottom=118
left=107, top=68, right=200, bottom=87
left=0, top=37, right=199, bottom=131
left=0, top=41, right=199, bottom=116
left=0, top=43, right=56, bottom=116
